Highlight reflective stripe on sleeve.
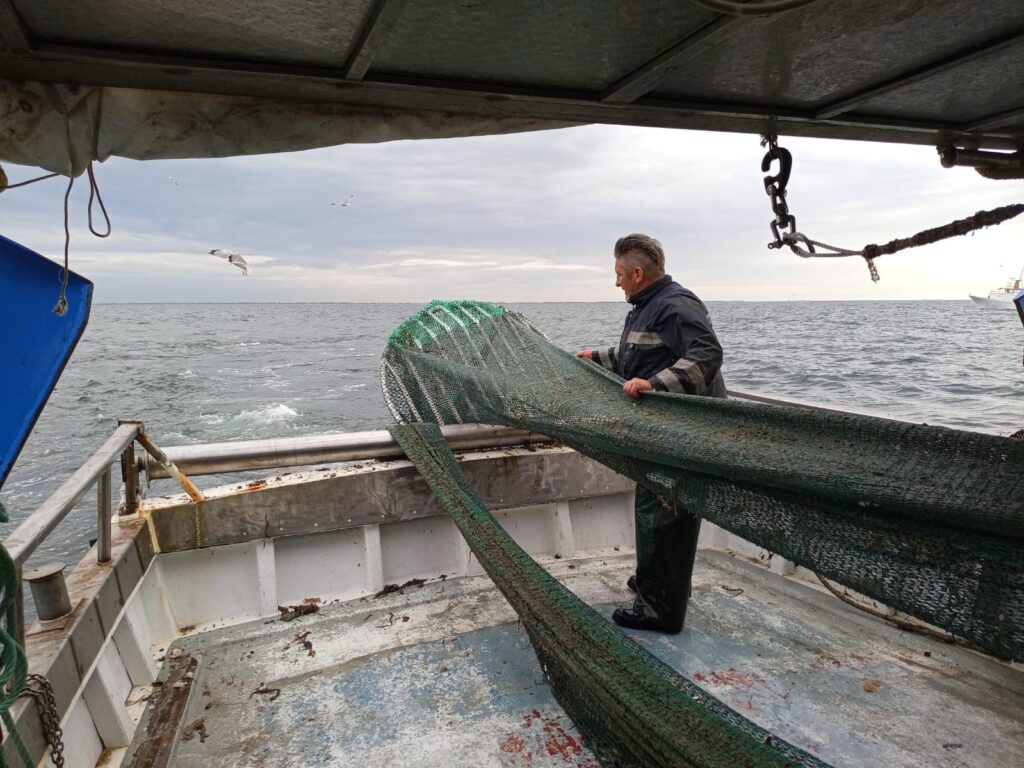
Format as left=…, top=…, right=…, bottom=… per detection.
left=654, top=358, right=706, bottom=394
left=625, top=331, right=663, bottom=346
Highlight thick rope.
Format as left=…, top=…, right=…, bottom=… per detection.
left=785, top=203, right=1024, bottom=282
left=976, top=166, right=1024, bottom=180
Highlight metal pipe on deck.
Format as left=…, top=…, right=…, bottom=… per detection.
left=135, top=432, right=204, bottom=501
left=143, top=424, right=552, bottom=480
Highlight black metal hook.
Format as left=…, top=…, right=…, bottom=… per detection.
left=761, top=146, right=792, bottom=193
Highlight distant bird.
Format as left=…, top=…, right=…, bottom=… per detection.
left=209, top=249, right=250, bottom=276
left=168, top=177, right=179, bottom=185
left=331, top=195, right=354, bottom=207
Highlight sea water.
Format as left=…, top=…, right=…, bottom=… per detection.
left=2, top=301, right=1021, bottom=571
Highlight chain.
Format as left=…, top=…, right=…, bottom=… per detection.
left=19, top=674, right=65, bottom=768
left=755, top=135, right=1024, bottom=283
left=759, top=133, right=797, bottom=249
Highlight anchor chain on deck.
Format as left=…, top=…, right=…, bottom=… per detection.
left=17, top=676, right=64, bottom=768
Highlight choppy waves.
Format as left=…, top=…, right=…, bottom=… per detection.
left=3, top=300, right=1021, bottom=571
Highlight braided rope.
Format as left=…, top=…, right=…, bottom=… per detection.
left=785, top=233, right=879, bottom=281
left=782, top=203, right=1024, bottom=283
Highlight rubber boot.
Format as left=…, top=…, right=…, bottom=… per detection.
left=614, top=486, right=701, bottom=633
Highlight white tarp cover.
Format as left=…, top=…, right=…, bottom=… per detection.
left=0, top=80, right=570, bottom=176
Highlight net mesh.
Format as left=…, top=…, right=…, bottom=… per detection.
left=389, top=421, right=828, bottom=768
left=381, top=299, right=1024, bottom=763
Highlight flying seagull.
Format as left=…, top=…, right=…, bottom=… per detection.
left=209, top=248, right=250, bottom=276
left=168, top=176, right=179, bottom=185
left=331, top=195, right=354, bottom=207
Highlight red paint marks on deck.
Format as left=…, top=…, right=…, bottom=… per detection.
left=500, top=732, right=532, bottom=761
left=710, top=668, right=756, bottom=688
left=500, top=710, right=598, bottom=766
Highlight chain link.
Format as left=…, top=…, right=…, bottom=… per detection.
left=755, top=136, right=1023, bottom=284
left=759, top=133, right=797, bottom=248
left=19, top=674, right=65, bottom=768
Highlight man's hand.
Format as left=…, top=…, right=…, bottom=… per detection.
left=575, top=349, right=594, bottom=360
left=623, top=378, right=653, bottom=398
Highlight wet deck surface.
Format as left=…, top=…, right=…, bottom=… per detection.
left=129, top=551, right=1024, bottom=767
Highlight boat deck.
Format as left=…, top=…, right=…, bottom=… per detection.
left=125, top=551, right=1024, bottom=768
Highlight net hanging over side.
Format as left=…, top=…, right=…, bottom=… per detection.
left=380, top=300, right=1024, bottom=663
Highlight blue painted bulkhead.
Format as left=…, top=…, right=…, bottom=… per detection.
left=0, top=234, right=92, bottom=489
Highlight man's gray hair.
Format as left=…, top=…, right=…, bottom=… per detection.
left=614, top=233, right=666, bottom=278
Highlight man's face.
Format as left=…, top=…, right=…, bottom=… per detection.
left=614, top=257, right=643, bottom=299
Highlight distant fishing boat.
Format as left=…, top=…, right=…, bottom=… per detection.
left=969, top=267, right=1024, bottom=309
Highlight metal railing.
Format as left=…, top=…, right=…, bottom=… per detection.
left=142, top=424, right=552, bottom=479
left=4, top=422, right=142, bottom=570
left=2, top=389, right=834, bottom=639
left=6, top=389, right=848, bottom=574
left=3, top=420, right=554, bottom=642
left=8, top=422, right=552, bottom=571
left=7, top=392, right=830, bottom=572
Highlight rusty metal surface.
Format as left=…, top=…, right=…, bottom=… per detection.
left=123, top=653, right=199, bottom=768
left=144, top=446, right=634, bottom=553
left=143, top=424, right=551, bottom=480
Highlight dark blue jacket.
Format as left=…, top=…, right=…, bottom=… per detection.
left=593, top=275, right=726, bottom=398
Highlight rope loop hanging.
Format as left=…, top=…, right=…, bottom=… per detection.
left=0, top=162, right=112, bottom=315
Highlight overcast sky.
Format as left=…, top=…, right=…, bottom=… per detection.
left=2, top=124, right=1022, bottom=303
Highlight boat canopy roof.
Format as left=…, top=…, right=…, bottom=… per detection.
left=1, top=0, right=1023, bottom=175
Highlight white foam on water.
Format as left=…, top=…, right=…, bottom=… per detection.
left=235, top=403, right=300, bottom=424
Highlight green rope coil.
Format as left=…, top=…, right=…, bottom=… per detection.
left=0, top=529, right=34, bottom=767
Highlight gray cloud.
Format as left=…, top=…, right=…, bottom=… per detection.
left=1, top=125, right=1021, bottom=302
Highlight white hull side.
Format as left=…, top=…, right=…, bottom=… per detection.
left=969, top=294, right=1018, bottom=309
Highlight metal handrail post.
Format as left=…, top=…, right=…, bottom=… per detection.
left=97, top=464, right=112, bottom=564
left=4, top=422, right=142, bottom=568
left=120, top=438, right=138, bottom=516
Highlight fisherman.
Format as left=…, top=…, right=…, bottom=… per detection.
left=577, top=233, right=726, bottom=633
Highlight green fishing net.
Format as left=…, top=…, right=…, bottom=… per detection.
left=389, top=422, right=827, bottom=767
left=381, top=299, right=1024, bottom=765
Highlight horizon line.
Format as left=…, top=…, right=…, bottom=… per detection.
left=90, top=298, right=980, bottom=305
